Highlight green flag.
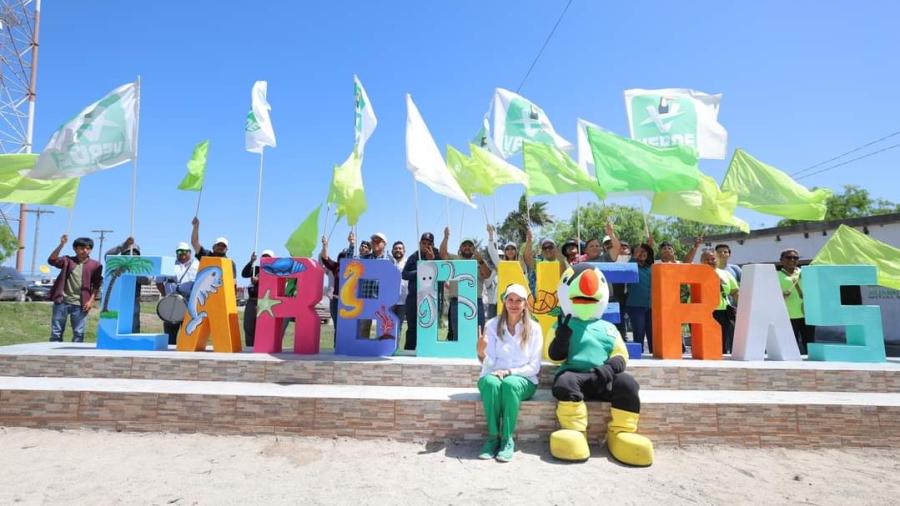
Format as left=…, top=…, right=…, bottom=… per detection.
left=178, top=140, right=209, bottom=191
left=327, top=151, right=366, bottom=226
left=587, top=126, right=701, bottom=193
left=812, top=225, right=900, bottom=291
left=651, top=174, right=750, bottom=233
left=722, top=149, right=831, bottom=220
left=285, top=205, right=321, bottom=258
left=522, top=141, right=605, bottom=199
left=0, top=154, right=79, bottom=208
left=445, top=144, right=528, bottom=198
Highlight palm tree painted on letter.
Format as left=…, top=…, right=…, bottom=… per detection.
left=101, top=256, right=154, bottom=315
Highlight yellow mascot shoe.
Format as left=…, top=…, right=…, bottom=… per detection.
left=550, top=401, right=590, bottom=461
left=607, top=407, right=654, bottom=467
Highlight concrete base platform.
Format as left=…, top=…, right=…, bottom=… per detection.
left=1, top=343, right=900, bottom=447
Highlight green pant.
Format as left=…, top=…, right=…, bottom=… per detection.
left=477, top=374, right=537, bottom=439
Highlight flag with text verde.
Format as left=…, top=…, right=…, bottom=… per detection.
left=177, top=140, right=209, bottom=191
left=722, top=149, right=831, bottom=221
left=0, top=154, right=79, bottom=208
left=327, top=151, right=367, bottom=226
left=522, top=141, right=605, bottom=200
left=651, top=174, right=750, bottom=233
left=285, top=205, right=321, bottom=258
left=812, top=225, right=900, bottom=291
left=587, top=126, right=700, bottom=194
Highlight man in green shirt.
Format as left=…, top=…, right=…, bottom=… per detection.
left=778, top=249, right=814, bottom=354
left=701, top=249, right=739, bottom=354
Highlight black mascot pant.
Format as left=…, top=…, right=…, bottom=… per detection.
left=552, top=371, right=641, bottom=414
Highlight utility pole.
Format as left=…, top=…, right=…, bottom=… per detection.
left=24, top=207, right=52, bottom=276
left=92, top=229, right=113, bottom=261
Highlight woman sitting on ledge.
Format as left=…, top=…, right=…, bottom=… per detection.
left=476, top=283, right=544, bottom=462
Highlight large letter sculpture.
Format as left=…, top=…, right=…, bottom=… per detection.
left=416, top=260, right=477, bottom=358
left=732, top=264, right=801, bottom=361
left=496, top=261, right=637, bottom=360
left=335, top=259, right=400, bottom=356
left=97, top=255, right=173, bottom=351
left=253, top=257, right=324, bottom=354
left=176, top=257, right=242, bottom=352
left=651, top=263, right=721, bottom=360
left=804, top=265, right=886, bottom=363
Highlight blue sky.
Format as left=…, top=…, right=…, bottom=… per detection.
left=8, top=0, right=899, bottom=272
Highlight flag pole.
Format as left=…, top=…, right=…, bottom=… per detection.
left=575, top=192, right=582, bottom=249
left=412, top=176, right=421, bottom=244
left=322, top=203, right=331, bottom=243
left=253, top=149, right=265, bottom=260
left=459, top=204, right=465, bottom=241
left=130, top=75, right=142, bottom=243
left=194, top=187, right=203, bottom=218
left=66, top=208, right=74, bottom=235
left=444, top=197, right=450, bottom=231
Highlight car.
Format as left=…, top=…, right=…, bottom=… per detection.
left=315, top=296, right=331, bottom=324
left=0, top=267, right=28, bottom=301
left=26, top=282, right=52, bottom=302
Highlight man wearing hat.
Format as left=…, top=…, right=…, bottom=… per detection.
left=401, top=231, right=441, bottom=351
left=190, top=216, right=236, bottom=277
left=524, top=229, right=569, bottom=293
left=439, top=227, right=491, bottom=341
left=358, top=232, right=390, bottom=338
left=105, top=236, right=151, bottom=333
left=241, top=249, right=275, bottom=347
left=155, top=242, right=199, bottom=344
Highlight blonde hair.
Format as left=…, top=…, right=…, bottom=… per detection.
left=495, top=299, right=533, bottom=349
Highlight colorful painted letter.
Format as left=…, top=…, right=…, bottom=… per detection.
left=335, top=259, right=400, bottom=356
left=176, top=256, right=242, bottom=352
left=97, top=255, right=172, bottom=351
left=253, top=257, right=324, bottom=354
left=651, top=263, right=721, bottom=360
left=732, top=264, right=801, bottom=361
left=804, top=265, right=886, bottom=363
left=416, top=260, right=477, bottom=359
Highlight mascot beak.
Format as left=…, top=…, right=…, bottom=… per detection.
left=571, top=269, right=601, bottom=304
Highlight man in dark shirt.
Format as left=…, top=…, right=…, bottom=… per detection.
left=319, top=232, right=356, bottom=335
left=401, top=232, right=438, bottom=351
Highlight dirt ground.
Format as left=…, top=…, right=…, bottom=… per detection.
left=0, top=427, right=897, bottom=505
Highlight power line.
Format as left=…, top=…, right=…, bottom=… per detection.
left=515, top=0, right=574, bottom=93
left=790, top=129, right=900, bottom=177
left=795, top=141, right=900, bottom=181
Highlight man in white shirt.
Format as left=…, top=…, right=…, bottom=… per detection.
left=155, top=242, right=199, bottom=344
left=391, top=240, right=408, bottom=339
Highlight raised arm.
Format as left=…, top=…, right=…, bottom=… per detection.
left=606, top=221, right=622, bottom=261
left=48, top=234, right=67, bottom=267
left=439, top=226, right=450, bottom=260
left=523, top=228, right=535, bottom=270
left=191, top=217, right=202, bottom=254
left=683, top=236, right=703, bottom=264
left=486, top=225, right=501, bottom=268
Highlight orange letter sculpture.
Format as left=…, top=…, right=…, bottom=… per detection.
left=651, top=263, right=721, bottom=360
left=177, top=257, right=242, bottom=352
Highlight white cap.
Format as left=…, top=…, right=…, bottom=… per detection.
left=371, top=232, right=387, bottom=242
left=502, top=283, right=528, bottom=301
left=175, top=242, right=191, bottom=251
left=214, top=237, right=229, bottom=248
left=260, top=249, right=275, bottom=258
left=602, top=235, right=612, bottom=243
left=504, top=242, right=518, bottom=250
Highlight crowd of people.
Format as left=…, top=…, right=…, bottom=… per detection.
left=44, top=218, right=816, bottom=357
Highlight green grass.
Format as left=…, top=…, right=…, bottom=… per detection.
left=0, top=301, right=342, bottom=350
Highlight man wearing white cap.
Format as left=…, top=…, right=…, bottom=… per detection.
left=155, top=242, right=199, bottom=344
left=190, top=216, right=236, bottom=277
left=241, top=249, right=275, bottom=347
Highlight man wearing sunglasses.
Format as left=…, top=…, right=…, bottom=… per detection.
left=523, top=230, right=569, bottom=293
left=155, top=242, right=199, bottom=344
left=779, top=249, right=814, bottom=354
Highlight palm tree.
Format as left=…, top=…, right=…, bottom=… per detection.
left=101, top=256, right=155, bottom=314
left=497, top=195, right=554, bottom=244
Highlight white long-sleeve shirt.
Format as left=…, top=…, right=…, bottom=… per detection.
left=480, top=316, right=543, bottom=385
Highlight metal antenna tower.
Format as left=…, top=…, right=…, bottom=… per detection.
left=0, top=0, right=40, bottom=271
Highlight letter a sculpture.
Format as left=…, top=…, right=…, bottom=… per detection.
left=548, top=264, right=653, bottom=466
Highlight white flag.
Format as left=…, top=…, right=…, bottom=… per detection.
left=405, top=94, right=474, bottom=208
left=624, top=88, right=727, bottom=160
left=245, top=80, right=276, bottom=153
left=28, top=82, right=139, bottom=180
left=575, top=118, right=600, bottom=176
left=353, top=75, right=377, bottom=154
left=489, top=88, right=571, bottom=159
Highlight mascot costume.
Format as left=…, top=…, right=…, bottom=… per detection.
left=548, top=263, right=654, bottom=466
